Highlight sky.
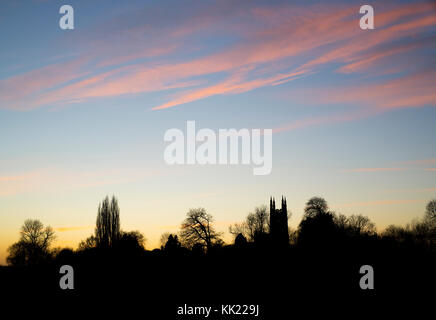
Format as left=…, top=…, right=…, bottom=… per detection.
left=0, top=0, right=435, bottom=265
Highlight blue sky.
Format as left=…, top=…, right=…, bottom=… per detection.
left=0, top=0, right=435, bottom=264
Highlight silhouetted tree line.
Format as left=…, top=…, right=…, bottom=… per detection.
left=2, top=194, right=435, bottom=316
left=5, top=196, right=436, bottom=266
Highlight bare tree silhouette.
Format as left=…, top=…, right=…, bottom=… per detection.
left=78, top=235, right=97, bottom=251
left=229, top=205, right=270, bottom=242
left=6, top=219, right=55, bottom=266
left=180, top=208, right=222, bottom=250
left=425, top=199, right=436, bottom=222
left=95, top=195, right=121, bottom=248
left=334, top=214, right=376, bottom=236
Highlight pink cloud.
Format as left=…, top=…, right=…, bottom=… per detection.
left=423, top=188, right=436, bottom=191
left=341, top=168, right=406, bottom=173
left=336, top=40, right=426, bottom=74
left=298, top=69, right=436, bottom=113
left=0, top=167, right=171, bottom=197
left=0, top=1, right=434, bottom=113
left=0, top=175, right=26, bottom=182
left=399, top=159, right=436, bottom=165
left=334, top=199, right=422, bottom=208
left=153, top=69, right=308, bottom=110
left=272, top=109, right=372, bottom=134
left=298, top=6, right=436, bottom=72
left=140, top=2, right=436, bottom=110
left=54, top=226, right=93, bottom=232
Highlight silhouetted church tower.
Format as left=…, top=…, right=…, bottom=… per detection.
left=270, top=196, right=289, bottom=247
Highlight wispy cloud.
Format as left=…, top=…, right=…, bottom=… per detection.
left=399, top=158, right=436, bottom=165
left=0, top=173, right=34, bottom=182
left=295, top=69, right=436, bottom=111
left=272, top=109, right=371, bottom=133
left=339, top=159, right=436, bottom=174
left=297, top=6, right=436, bottom=73
left=54, top=226, right=93, bottom=232
left=333, top=199, right=422, bottom=208
left=0, top=1, right=434, bottom=113
left=153, top=69, right=308, bottom=110
left=0, top=167, right=170, bottom=197
left=382, top=187, right=436, bottom=194
left=341, top=168, right=405, bottom=173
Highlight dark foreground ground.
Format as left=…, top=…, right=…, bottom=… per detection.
left=1, top=241, right=434, bottom=317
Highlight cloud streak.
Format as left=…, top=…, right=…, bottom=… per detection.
left=341, top=168, right=406, bottom=173
left=0, top=167, right=170, bottom=197
left=333, top=199, right=422, bottom=208
left=0, top=1, right=434, bottom=115
left=54, top=226, right=93, bottom=232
